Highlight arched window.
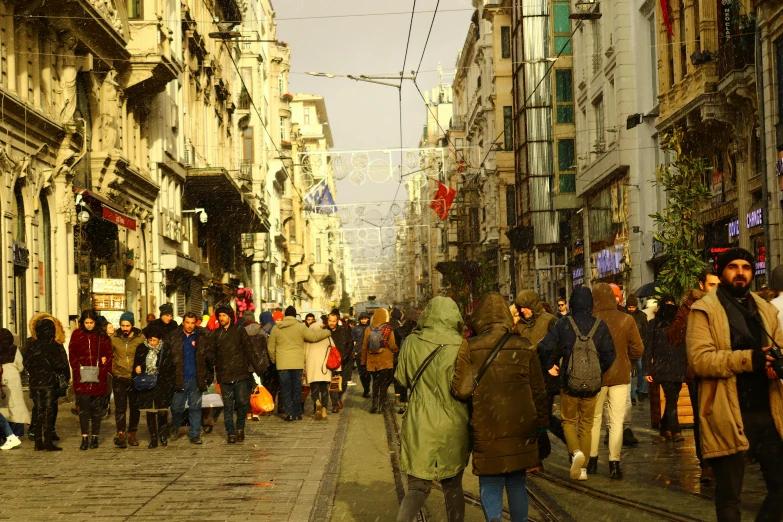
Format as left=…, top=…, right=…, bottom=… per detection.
left=39, top=192, right=52, bottom=311
left=13, top=184, right=24, bottom=243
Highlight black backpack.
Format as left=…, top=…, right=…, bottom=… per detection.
left=565, top=316, right=603, bottom=397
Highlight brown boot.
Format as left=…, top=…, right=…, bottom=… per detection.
left=127, top=432, right=139, bottom=447
left=237, top=430, right=245, bottom=442
left=113, top=432, right=127, bottom=449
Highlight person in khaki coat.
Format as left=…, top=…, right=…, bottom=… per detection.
left=361, top=308, right=399, bottom=413
left=687, top=248, right=783, bottom=521
left=588, top=283, right=644, bottom=480
left=452, top=292, right=548, bottom=522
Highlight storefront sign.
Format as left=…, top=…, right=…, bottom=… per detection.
left=728, top=219, right=739, bottom=238
left=102, top=206, right=137, bottom=230
left=720, top=0, right=734, bottom=42
left=711, top=171, right=724, bottom=205
left=92, top=278, right=126, bottom=294
left=698, top=202, right=737, bottom=225
left=747, top=209, right=763, bottom=229
left=596, top=245, right=624, bottom=278
left=572, top=267, right=584, bottom=286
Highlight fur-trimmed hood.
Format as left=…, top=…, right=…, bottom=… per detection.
left=29, top=313, right=66, bottom=344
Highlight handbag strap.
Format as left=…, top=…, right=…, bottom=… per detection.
left=473, top=332, right=512, bottom=389
left=322, top=336, right=335, bottom=373
left=408, top=344, right=445, bottom=398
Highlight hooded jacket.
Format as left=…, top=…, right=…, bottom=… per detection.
left=304, top=322, right=334, bottom=384
left=361, top=308, right=399, bottom=372
left=352, top=313, right=371, bottom=357
left=515, top=290, right=559, bottom=393
left=395, top=297, right=469, bottom=481
left=24, top=318, right=70, bottom=389
left=166, top=325, right=209, bottom=391
left=260, top=312, right=275, bottom=335
left=27, top=313, right=66, bottom=346
left=207, top=307, right=266, bottom=383
left=687, top=289, right=783, bottom=459
left=592, top=283, right=644, bottom=386
left=643, top=303, right=686, bottom=383
left=537, top=287, right=617, bottom=392
left=268, top=316, right=332, bottom=370
left=451, top=292, right=548, bottom=476
left=111, top=328, right=146, bottom=379
left=668, top=287, right=708, bottom=381
left=68, top=327, right=113, bottom=396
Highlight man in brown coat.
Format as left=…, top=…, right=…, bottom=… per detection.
left=687, top=248, right=783, bottom=521
left=361, top=308, right=399, bottom=414
left=588, top=283, right=644, bottom=479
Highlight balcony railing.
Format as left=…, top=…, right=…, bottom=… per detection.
left=239, top=162, right=253, bottom=183
left=718, top=33, right=755, bottom=80
left=450, top=116, right=466, bottom=131
left=238, top=89, right=251, bottom=110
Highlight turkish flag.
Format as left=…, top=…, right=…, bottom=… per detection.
left=660, top=0, right=673, bottom=38
left=430, top=181, right=456, bottom=220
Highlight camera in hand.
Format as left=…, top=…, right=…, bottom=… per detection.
left=768, top=345, right=783, bottom=378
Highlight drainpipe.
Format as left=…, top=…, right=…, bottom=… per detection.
left=756, top=7, right=772, bottom=277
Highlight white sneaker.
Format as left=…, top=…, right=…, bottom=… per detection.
left=578, top=468, right=588, bottom=481
left=347, top=381, right=357, bottom=386
left=570, top=450, right=585, bottom=479
left=0, top=434, right=21, bottom=450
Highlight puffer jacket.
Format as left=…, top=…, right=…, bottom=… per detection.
left=361, top=308, right=399, bottom=372
left=515, top=290, right=559, bottom=393
left=687, top=289, right=783, bottom=459
left=396, top=297, right=469, bottom=481
left=268, top=316, right=332, bottom=370
left=24, top=318, right=70, bottom=389
left=111, top=328, right=146, bottom=379
left=643, top=304, right=686, bottom=383
left=451, top=292, right=548, bottom=476
left=592, top=283, right=644, bottom=386
left=207, top=307, right=265, bottom=383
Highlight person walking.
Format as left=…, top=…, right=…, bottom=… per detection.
left=0, top=329, right=30, bottom=438
left=110, top=312, right=145, bottom=448
left=144, top=303, right=178, bottom=339
left=352, top=313, right=372, bottom=397
left=538, top=286, right=617, bottom=481
left=327, top=311, right=352, bottom=412
left=25, top=314, right=67, bottom=443
left=243, top=311, right=269, bottom=421
left=392, top=309, right=419, bottom=415
left=258, top=312, right=282, bottom=415
left=132, top=328, right=175, bottom=448
left=626, top=295, right=649, bottom=404
left=556, top=297, right=569, bottom=318
left=168, top=312, right=209, bottom=444
left=362, top=308, right=399, bottom=414
left=452, top=292, right=549, bottom=521
left=515, top=290, right=562, bottom=444
left=668, top=267, right=719, bottom=483
left=588, top=283, right=644, bottom=479
left=268, top=306, right=332, bottom=421
left=396, top=297, right=469, bottom=522
left=643, top=296, right=686, bottom=442
left=304, top=321, right=333, bottom=420
left=69, top=309, right=113, bottom=450
left=687, top=248, right=783, bottom=521
left=206, top=305, right=266, bottom=443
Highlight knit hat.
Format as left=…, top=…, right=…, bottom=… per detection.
left=119, top=311, right=135, bottom=326
left=160, top=303, right=174, bottom=317
left=243, top=311, right=256, bottom=323
left=771, top=264, right=783, bottom=292
left=215, top=305, right=235, bottom=322
left=272, top=311, right=284, bottom=322
left=716, top=247, right=755, bottom=281
left=284, top=305, right=297, bottom=317
left=145, top=325, right=163, bottom=340
left=626, top=294, right=639, bottom=308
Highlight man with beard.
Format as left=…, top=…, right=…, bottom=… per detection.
left=687, top=248, right=783, bottom=521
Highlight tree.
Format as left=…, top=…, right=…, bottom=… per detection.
left=650, top=130, right=712, bottom=301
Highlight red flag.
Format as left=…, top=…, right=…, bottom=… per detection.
left=430, top=181, right=456, bottom=220
left=660, top=0, right=673, bottom=38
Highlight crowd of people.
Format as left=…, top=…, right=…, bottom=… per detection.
left=1, top=246, right=782, bottom=522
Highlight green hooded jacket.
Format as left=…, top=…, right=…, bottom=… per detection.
left=394, top=296, right=470, bottom=481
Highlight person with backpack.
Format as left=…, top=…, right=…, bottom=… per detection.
left=395, top=297, right=469, bottom=522
left=243, top=311, right=270, bottom=421
left=304, top=321, right=334, bottom=421
left=352, top=313, right=372, bottom=397
left=451, top=292, right=549, bottom=521
left=361, top=308, right=399, bottom=414
left=538, top=286, right=617, bottom=481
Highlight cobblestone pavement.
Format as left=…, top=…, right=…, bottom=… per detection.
left=0, top=394, right=341, bottom=522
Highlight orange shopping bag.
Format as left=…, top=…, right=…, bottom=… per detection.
left=250, top=385, right=275, bottom=414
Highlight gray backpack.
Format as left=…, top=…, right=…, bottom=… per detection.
left=565, top=316, right=603, bottom=397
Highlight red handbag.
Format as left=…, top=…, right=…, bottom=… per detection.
left=326, top=339, right=342, bottom=370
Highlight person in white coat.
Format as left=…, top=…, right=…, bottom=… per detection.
left=0, top=329, right=30, bottom=434
left=304, top=322, right=335, bottom=421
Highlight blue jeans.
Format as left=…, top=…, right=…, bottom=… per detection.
left=220, top=378, right=252, bottom=435
left=631, top=360, right=648, bottom=399
left=0, top=412, right=13, bottom=438
left=278, top=369, right=303, bottom=418
left=479, top=470, right=528, bottom=522
left=171, top=379, right=202, bottom=439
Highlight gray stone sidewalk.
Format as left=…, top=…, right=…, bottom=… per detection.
left=0, top=397, right=341, bottom=521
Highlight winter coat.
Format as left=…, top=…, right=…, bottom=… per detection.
left=538, top=286, right=617, bottom=393
left=592, top=283, right=644, bottom=386
left=28, top=313, right=66, bottom=346
left=669, top=288, right=707, bottom=382
left=132, top=340, right=176, bottom=409
left=627, top=308, right=649, bottom=345
left=68, top=328, right=113, bottom=396
left=451, top=292, right=548, bottom=476
left=144, top=318, right=178, bottom=339
left=361, top=308, right=399, bottom=372
left=515, top=290, right=559, bottom=393
left=206, top=316, right=266, bottom=384
left=0, top=349, right=30, bottom=423
left=244, top=322, right=269, bottom=374
left=352, top=314, right=371, bottom=357
left=328, top=323, right=353, bottom=366
left=24, top=318, right=69, bottom=390
left=304, top=323, right=334, bottom=384
left=644, top=316, right=686, bottom=384
left=111, top=328, right=146, bottom=380
left=396, top=297, right=469, bottom=481
left=166, top=326, right=209, bottom=391
left=269, top=316, right=332, bottom=370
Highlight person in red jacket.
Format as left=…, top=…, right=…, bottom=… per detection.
left=69, top=309, right=113, bottom=450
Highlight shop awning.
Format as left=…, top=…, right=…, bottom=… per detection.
left=74, top=188, right=137, bottom=231
left=184, top=168, right=270, bottom=232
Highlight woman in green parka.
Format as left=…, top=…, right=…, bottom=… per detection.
left=394, top=296, right=470, bottom=522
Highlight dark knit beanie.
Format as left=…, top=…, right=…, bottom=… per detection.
left=626, top=294, right=639, bottom=308
left=159, top=303, right=174, bottom=317
left=716, top=247, right=755, bottom=281
left=285, top=305, right=297, bottom=317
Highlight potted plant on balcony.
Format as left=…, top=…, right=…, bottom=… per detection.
left=281, top=140, right=292, bottom=149
left=282, top=93, right=294, bottom=102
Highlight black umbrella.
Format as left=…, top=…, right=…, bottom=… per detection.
left=633, top=281, right=661, bottom=298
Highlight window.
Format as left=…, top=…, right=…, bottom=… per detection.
left=506, top=185, right=516, bottom=227
left=555, top=70, right=574, bottom=124
left=501, top=26, right=511, bottom=59
left=593, top=97, right=605, bottom=146
left=127, top=0, right=142, bottom=19
left=304, top=107, right=311, bottom=125
left=592, top=19, right=602, bottom=72
left=14, top=185, right=24, bottom=243
left=316, top=238, right=322, bottom=263
left=679, top=0, right=687, bottom=80
left=554, top=2, right=572, bottom=54
left=280, top=117, right=287, bottom=142
left=503, top=106, right=513, bottom=150
left=278, top=75, right=284, bottom=94
left=649, top=15, right=658, bottom=101
left=289, top=220, right=296, bottom=244
left=243, top=127, right=253, bottom=164
left=558, top=139, right=576, bottom=172
left=39, top=193, right=52, bottom=312
left=469, top=208, right=480, bottom=242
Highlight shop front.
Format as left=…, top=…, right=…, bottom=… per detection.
left=584, top=178, right=629, bottom=292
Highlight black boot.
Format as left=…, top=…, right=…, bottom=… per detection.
left=34, top=439, right=45, bottom=451
left=609, top=461, right=623, bottom=480
left=623, top=428, right=639, bottom=447
left=45, top=441, right=62, bottom=452
left=148, top=436, right=158, bottom=449
left=587, top=456, right=598, bottom=474
left=90, top=436, right=99, bottom=449
left=79, top=436, right=89, bottom=451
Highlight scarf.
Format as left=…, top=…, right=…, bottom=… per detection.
left=144, top=340, right=163, bottom=376
left=716, top=285, right=765, bottom=350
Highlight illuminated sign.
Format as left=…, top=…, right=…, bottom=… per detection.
left=728, top=219, right=739, bottom=238
left=747, top=209, right=763, bottom=229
